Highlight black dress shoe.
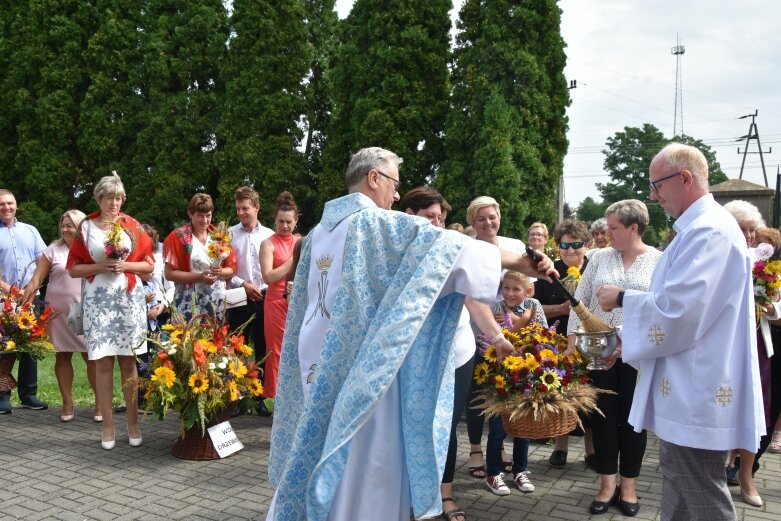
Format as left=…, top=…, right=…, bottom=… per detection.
left=20, top=396, right=48, bottom=410
left=618, top=497, right=640, bottom=517
left=589, top=487, right=619, bottom=515
left=549, top=450, right=567, bottom=468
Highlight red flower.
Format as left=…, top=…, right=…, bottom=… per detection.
left=539, top=383, right=549, bottom=393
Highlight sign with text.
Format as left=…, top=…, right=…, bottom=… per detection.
left=207, top=421, right=244, bottom=458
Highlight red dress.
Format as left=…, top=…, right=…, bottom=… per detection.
left=263, top=233, right=297, bottom=397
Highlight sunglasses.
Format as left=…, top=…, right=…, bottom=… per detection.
left=559, top=241, right=584, bottom=250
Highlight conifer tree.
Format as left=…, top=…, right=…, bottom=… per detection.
left=319, top=0, right=451, bottom=208
left=437, top=0, right=569, bottom=237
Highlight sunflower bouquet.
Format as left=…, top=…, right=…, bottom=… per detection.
left=207, top=221, right=232, bottom=267
left=138, top=310, right=263, bottom=435
left=474, top=322, right=604, bottom=438
left=0, top=286, right=56, bottom=359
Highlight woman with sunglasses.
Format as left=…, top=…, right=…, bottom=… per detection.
left=567, top=200, right=661, bottom=516
left=534, top=219, right=595, bottom=469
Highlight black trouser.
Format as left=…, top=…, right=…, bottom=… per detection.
left=227, top=295, right=266, bottom=381
left=443, top=355, right=475, bottom=484
left=0, top=353, right=37, bottom=402
left=590, top=359, right=646, bottom=477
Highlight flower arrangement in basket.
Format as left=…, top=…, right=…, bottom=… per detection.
left=752, top=242, right=781, bottom=321
left=207, top=222, right=232, bottom=267
left=138, top=309, right=263, bottom=436
left=0, top=287, right=56, bottom=359
left=474, top=322, right=605, bottom=439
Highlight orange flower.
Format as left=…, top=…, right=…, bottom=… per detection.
left=193, top=342, right=206, bottom=367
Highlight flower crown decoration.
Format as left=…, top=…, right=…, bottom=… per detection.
left=138, top=310, right=263, bottom=435
left=474, top=322, right=604, bottom=423
left=0, top=287, right=56, bottom=359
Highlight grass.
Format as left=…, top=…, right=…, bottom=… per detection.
left=7, top=354, right=125, bottom=410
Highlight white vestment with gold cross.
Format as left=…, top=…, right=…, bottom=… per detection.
left=621, top=194, right=765, bottom=452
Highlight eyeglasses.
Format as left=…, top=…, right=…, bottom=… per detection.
left=650, top=172, right=682, bottom=193
left=559, top=241, right=584, bottom=250
left=529, top=232, right=547, bottom=238
left=375, top=170, right=400, bottom=192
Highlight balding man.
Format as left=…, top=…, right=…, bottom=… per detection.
left=598, top=143, right=764, bottom=520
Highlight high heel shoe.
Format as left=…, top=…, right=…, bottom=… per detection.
left=101, top=439, right=115, bottom=450
left=128, top=425, right=142, bottom=447
left=742, top=489, right=763, bottom=507
left=60, top=413, right=74, bottom=422
left=93, top=414, right=103, bottom=423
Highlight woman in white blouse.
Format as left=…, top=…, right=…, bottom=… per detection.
left=567, top=200, right=662, bottom=517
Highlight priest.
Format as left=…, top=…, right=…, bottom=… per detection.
left=598, top=143, right=764, bottom=520
left=266, top=147, right=555, bottom=521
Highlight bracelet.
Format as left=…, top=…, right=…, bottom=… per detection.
left=489, top=332, right=505, bottom=345
left=617, top=290, right=625, bottom=307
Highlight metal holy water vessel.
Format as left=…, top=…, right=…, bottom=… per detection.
left=573, top=328, right=619, bottom=371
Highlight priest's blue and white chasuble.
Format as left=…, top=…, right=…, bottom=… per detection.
left=267, top=193, right=500, bottom=521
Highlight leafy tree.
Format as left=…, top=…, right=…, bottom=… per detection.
left=437, top=0, right=570, bottom=238
left=216, top=0, right=310, bottom=226
left=320, top=0, right=452, bottom=209
left=575, top=197, right=605, bottom=224
left=0, top=0, right=97, bottom=242
left=598, top=124, right=729, bottom=246
left=133, top=1, right=229, bottom=232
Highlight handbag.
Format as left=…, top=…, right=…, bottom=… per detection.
left=68, top=279, right=85, bottom=335
left=224, top=286, right=248, bottom=309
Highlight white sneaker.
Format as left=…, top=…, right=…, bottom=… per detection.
left=485, top=473, right=511, bottom=496
left=514, top=471, right=535, bottom=492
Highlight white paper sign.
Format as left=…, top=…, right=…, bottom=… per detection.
left=207, top=421, right=244, bottom=458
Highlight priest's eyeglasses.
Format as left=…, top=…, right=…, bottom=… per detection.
left=559, top=241, right=584, bottom=250
left=375, top=170, right=400, bottom=192
left=650, top=172, right=681, bottom=193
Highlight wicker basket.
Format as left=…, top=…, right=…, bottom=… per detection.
left=501, top=409, right=578, bottom=439
left=0, top=353, right=17, bottom=392
left=171, top=405, right=239, bottom=460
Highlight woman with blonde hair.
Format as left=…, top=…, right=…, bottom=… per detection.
left=24, top=209, right=100, bottom=422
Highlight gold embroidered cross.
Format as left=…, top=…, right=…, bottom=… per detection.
left=715, top=385, right=733, bottom=407
left=648, top=325, right=666, bottom=346
left=661, top=377, right=671, bottom=397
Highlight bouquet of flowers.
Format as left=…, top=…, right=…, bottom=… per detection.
left=0, top=286, right=56, bottom=360
left=560, top=265, right=582, bottom=295
left=474, top=322, right=605, bottom=437
left=138, top=310, right=263, bottom=435
left=104, top=221, right=130, bottom=260
left=753, top=243, right=781, bottom=306
left=207, top=222, right=232, bottom=267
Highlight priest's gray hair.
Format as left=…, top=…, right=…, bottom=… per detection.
left=94, top=171, right=126, bottom=202
left=723, top=199, right=765, bottom=227
left=606, top=199, right=650, bottom=234
left=345, top=147, right=403, bottom=189
left=657, top=143, right=709, bottom=183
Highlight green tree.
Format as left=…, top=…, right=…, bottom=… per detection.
left=320, top=0, right=452, bottom=209
left=437, top=0, right=570, bottom=238
left=575, top=197, right=606, bottom=224
left=598, top=124, right=729, bottom=246
left=216, top=0, right=310, bottom=226
left=0, top=0, right=97, bottom=242
left=133, top=1, right=229, bottom=232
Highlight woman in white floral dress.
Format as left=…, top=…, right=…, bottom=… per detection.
left=67, top=173, right=154, bottom=450
left=163, top=193, right=236, bottom=322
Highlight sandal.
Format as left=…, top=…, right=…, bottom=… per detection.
left=769, top=431, right=781, bottom=454
left=467, top=450, right=485, bottom=479
left=440, top=497, right=466, bottom=521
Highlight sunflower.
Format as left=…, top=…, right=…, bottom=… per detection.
left=151, top=366, right=176, bottom=388
left=3, top=340, right=16, bottom=351
left=494, top=375, right=506, bottom=390
left=474, top=362, right=490, bottom=385
left=188, top=373, right=209, bottom=394
left=538, top=348, right=556, bottom=360
left=524, top=353, right=540, bottom=372
left=483, top=345, right=497, bottom=363
left=228, top=380, right=240, bottom=401
left=228, top=359, right=248, bottom=377
left=541, top=369, right=562, bottom=390
left=502, top=355, right=526, bottom=372
left=17, top=312, right=36, bottom=329
left=247, top=379, right=264, bottom=397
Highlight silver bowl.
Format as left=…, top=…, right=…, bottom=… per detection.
left=573, top=328, right=619, bottom=371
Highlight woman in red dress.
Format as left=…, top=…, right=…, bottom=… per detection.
left=260, top=192, right=300, bottom=403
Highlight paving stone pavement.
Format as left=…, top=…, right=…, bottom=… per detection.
left=1, top=407, right=779, bottom=520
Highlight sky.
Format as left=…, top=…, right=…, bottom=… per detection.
left=334, top=0, right=781, bottom=207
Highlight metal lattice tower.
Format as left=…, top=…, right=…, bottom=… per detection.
left=671, top=35, right=685, bottom=137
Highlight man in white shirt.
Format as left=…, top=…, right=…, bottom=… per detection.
left=227, top=186, right=273, bottom=410
left=598, top=143, right=764, bottom=521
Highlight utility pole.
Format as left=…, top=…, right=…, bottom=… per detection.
left=737, top=110, right=772, bottom=186
left=671, top=35, right=685, bottom=137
